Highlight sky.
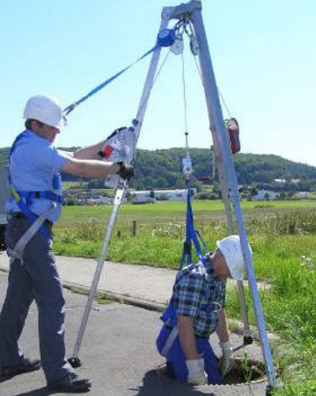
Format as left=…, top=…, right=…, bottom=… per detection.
left=1, top=0, right=316, bottom=167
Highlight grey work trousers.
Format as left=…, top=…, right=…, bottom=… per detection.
left=0, top=217, right=73, bottom=382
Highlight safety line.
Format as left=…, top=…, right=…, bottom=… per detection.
left=136, top=49, right=172, bottom=134
left=63, top=44, right=159, bottom=116
left=192, top=55, right=232, bottom=119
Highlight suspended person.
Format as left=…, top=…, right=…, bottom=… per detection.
left=0, top=95, right=134, bottom=393
left=156, top=235, right=251, bottom=385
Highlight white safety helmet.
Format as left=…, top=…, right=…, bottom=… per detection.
left=23, top=95, right=65, bottom=128
left=216, top=235, right=251, bottom=281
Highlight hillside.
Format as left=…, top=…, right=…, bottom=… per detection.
left=1, top=146, right=316, bottom=191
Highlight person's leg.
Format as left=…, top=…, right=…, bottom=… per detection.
left=156, top=326, right=187, bottom=382
left=166, top=337, right=188, bottom=382
left=23, top=225, right=72, bottom=383
left=0, top=220, right=34, bottom=367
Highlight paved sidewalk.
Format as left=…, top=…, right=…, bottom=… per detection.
left=0, top=252, right=176, bottom=306
left=0, top=252, right=266, bottom=308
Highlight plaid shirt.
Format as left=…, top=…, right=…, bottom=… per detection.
left=165, top=257, right=226, bottom=337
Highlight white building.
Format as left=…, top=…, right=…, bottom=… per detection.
left=299, top=192, right=308, bottom=200
left=253, top=190, right=277, bottom=201
left=131, top=188, right=196, bottom=204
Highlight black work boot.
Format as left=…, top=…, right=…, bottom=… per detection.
left=47, top=373, right=91, bottom=393
left=0, top=358, right=41, bottom=379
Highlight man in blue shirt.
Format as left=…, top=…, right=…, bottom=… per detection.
left=0, top=95, right=134, bottom=392
left=156, top=235, right=251, bottom=385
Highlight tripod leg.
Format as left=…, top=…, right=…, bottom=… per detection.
left=68, top=185, right=126, bottom=366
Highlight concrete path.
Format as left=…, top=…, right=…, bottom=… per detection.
left=0, top=252, right=268, bottom=307
left=0, top=252, right=175, bottom=305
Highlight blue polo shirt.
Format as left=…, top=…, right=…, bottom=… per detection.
left=6, top=130, right=70, bottom=222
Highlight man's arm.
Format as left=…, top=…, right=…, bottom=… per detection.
left=177, top=315, right=208, bottom=385
left=216, top=308, right=233, bottom=376
left=62, top=157, right=119, bottom=178
left=216, top=308, right=229, bottom=343
left=177, top=315, right=199, bottom=360
left=72, top=141, right=104, bottom=160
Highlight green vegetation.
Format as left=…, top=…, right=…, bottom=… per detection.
left=2, top=146, right=316, bottom=191
left=53, top=201, right=316, bottom=395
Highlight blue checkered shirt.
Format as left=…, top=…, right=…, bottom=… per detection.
left=165, top=257, right=227, bottom=337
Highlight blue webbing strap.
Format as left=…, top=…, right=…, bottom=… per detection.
left=63, top=44, right=159, bottom=116
left=9, top=131, right=28, bottom=157
left=162, top=180, right=209, bottom=325
left=20, top=191, right=62, bottom=204
left=196, top=229, right=210, bottom=254
left=180, top=179, right=206, bottom=269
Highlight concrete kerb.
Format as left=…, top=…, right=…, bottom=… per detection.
left=63, top=281, right=166, bottom=313
left=62, top=280, right=280, bottom=347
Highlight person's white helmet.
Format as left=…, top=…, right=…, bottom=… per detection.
left=23, top=95, right=65, bottom=128
left=216, top=235, right=251, bottom=281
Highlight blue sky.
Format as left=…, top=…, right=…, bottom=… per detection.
left=1, top=0, right=316, bottom=167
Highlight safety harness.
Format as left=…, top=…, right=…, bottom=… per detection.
left=7, top=131, right=62, bottom=263
left=159, top=176, right=215, bottom=357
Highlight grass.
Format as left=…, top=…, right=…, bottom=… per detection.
left=53, top=200, right=316, bottom=395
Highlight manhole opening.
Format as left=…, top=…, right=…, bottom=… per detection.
left=156, top=357, right=266, bottom=385
left=223, top=357, right=266, bottom=385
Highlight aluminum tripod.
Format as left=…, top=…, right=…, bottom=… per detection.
left=69, top=3, right=278, bottom=394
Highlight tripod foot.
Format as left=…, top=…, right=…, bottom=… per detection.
left=243, top=336, right=253, bottom=345
left=266, top=381, right=282, bottom=396
left=68, top=356, right=82, bottom=368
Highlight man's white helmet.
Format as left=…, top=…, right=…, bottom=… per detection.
left=23, top=95, right=65, bottom=128
left=216, top=235, right=252, bottom=281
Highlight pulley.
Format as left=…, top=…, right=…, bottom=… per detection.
left=182, top=155, right=192, bottom=175
left=171, top=32, right=184, bottom=55
left=157, top=29, right=176, bottom=47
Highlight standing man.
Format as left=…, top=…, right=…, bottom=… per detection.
left=156, top=235, right=251, bottom=385
left=0, top=95, right=134, bottom=392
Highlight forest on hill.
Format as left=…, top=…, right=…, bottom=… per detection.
left=1, top=146, right=316, bottom=191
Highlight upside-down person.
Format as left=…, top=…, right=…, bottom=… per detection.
left=156, top=235, right=251, bottom=385
left=0, top=95, right=134, bottom=393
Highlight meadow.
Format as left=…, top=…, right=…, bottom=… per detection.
left=54, top=200, right=316, bottom=395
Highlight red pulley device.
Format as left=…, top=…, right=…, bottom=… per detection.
left=225, top=118, right=240, bottom=154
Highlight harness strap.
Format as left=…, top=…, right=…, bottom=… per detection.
left=160, top=327, right=179, bottom=358
left=9, top=131, right=29, bottom=157
left=7, top=205, right=56, bottom=265
left=180, top=179, right=205, bottom=269
left=17, top=190, right=62, bottom=204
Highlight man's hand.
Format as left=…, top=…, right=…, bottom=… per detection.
left=219, top=341, right=233, bottom=377
left=186, top=359, right=208, bottom=385
left=116, top=162, right=135, bottom=181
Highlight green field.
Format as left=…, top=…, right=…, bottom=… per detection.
left=57, top=199, right=316, bottom=227
left=54, top=200, right=316, bottom=395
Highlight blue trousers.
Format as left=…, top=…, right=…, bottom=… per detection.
left=0, top=217, right=73, bottom=382
left=156, top=325, right=222, bottom=384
